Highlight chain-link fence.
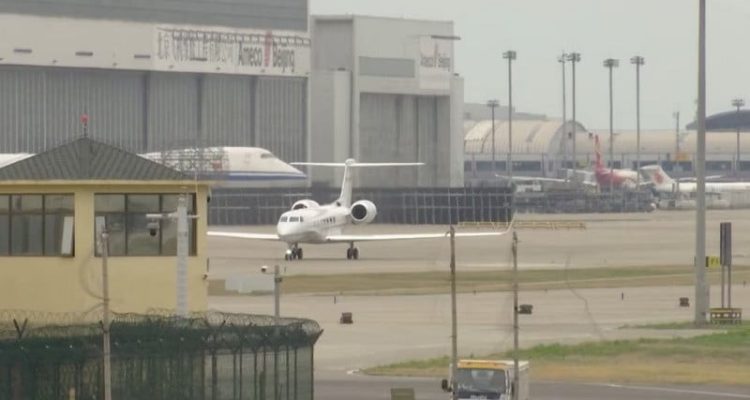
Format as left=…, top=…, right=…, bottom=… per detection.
left=208, top=187, right=515, bottom=225
left=0, top=310, right=323, bottom=400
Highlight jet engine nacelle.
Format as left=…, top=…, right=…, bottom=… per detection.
left=291, top=199, right=320, bottom=210
left=350, top=200, right=377, bottom=225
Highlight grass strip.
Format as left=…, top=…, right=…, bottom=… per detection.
left=365, top=325, right=750, bottom=385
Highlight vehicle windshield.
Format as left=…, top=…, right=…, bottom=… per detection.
left=279, top=216, right=288, bottom=222
left=455, top=368, right=506, bottom=396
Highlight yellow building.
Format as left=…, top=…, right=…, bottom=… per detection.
left=0, top=138, right=210, bottom=314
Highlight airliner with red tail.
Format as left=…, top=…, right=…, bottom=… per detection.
left=592, top=134, right=643, bottom=190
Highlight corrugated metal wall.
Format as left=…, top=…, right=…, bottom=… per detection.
left=256, top=77, right=307, bottom=163
left=0, top=0, right=308, bottom=31
left=0, top=66, right=308, bottom=158
left=0, top=67, right=145, bottom=151
left=146, top=72, right=199, bottom=151
left=358, top=93, right=440, bottom=187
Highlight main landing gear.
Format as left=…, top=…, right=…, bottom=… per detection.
left=346, top=243, right=359, bottom=260
left=285, top=245, right=303, bottom=261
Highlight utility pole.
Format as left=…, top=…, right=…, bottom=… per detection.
left=732, top=98, right=745, bottom=178
left=603, top=58, right=620, bottom=193
left=567, top=53, right=581, bottom=172
left=558, top=53, right=568, bottom=180
left=631, top=56, right=645, bottom=188
left=487, top=100, right=500, bottom=179
left=449, top=226, right=458, bottom=400
left=503, top=51, right=517, bottom=182
left=100, top=230, right=112, bottom=400
left=695, top=0, right=709, bottom=325
left=176, top=194, right=189, bottom=317
left=511, top=231, right=519, bottom=400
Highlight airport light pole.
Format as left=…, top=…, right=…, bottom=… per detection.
left=449, top=226, right=458, bottom=400
left=603, top=58, right=619, bottom=193
left=695, top=0, right=709, bottom=326
left=558, top=53, right=568, bottom=179
left=503, top=51, right=517, bottom=181
left=262, top=264, right=283, bottom=400
left=732, top=98, right=745, bottom=177
left=631, top=56, right=645, bottom=188
left=487, top=100, right=500, bottom=178
left=511, top=231, right=520, bottom=400
left=567, top=53, right=581, bottom=171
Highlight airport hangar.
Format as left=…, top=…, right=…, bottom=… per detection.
left=463, top=115, right=750, bottom=185
left=0, top=4, right=464, bottom=189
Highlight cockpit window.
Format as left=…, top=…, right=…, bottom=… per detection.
left=289, top=216, right=300, bottom=222
left=260, top=153, right=276, bottom=159
left=280, top=216, right=288, bottom=222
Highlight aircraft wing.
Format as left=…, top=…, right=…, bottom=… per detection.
left=207, top=231, right=280, bottom=241
left=326, top=230, right=511, bottom=243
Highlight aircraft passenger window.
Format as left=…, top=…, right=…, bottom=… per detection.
left=299, top=217, right=304, bottom=223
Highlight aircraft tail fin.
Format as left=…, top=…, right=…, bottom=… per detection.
left=593, top=135, right=604, bottom=170
left=640, top=164, right=675, bottom=186
left=291, top=160, right=424, bottom=207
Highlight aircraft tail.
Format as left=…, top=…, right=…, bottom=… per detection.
left=593, top=135, right=604, bottom=170
left=291, top=159, right=424, bottom=207
left=640, top=164, right=675, bottom=186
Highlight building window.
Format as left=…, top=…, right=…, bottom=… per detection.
left=706, top=161, right=732, bottom=171
left=94, top=194, right=196, bottom=257
left=0, top=194, right=74, bottom=256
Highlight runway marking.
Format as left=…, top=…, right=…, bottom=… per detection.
left=537, top=381, right=750, bottom=398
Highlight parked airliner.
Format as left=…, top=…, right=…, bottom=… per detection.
left=209, top=159, right=512, bottom=260
left=140, top=147, right=306, bottom=188
left=641, top=164, right=750, bottom=209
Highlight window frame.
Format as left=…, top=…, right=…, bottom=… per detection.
left=94, top=193, right=197, bottom=257
left=0, top=193, right=75, bottom=257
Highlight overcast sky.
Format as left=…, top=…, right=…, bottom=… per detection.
left=310, top=0, right=750, bottom=130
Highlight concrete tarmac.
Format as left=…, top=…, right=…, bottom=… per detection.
left=208, top=209, right=750, bottom=278
left=211, top=285, right=749, bottom=373
left=207, top=210, right=750, bottom=394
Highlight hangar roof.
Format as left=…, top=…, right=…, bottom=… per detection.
left=464, top=119, right=587, bottom=154
left=588, top=129, right=750, bottom=155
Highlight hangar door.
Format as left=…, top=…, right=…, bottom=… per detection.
left=359, top=93, right=443, bottom=187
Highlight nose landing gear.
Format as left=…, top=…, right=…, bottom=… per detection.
left=346, top=243, right=359, bottom=260
left=285, top=245, right=303, bottom=261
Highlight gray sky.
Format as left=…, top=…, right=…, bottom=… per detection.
left=310, top=0, right=750, bottom=130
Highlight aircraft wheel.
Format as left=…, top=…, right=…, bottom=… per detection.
left=352, top=248, right=359, bottom=260
left=297, top=248, right=303, bottom=260
left=346, top=248, right=352, bottom=260
left=284, top=253, right=291, bottom=261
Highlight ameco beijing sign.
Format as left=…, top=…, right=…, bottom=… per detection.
left=155, top=25, right=311, bottom=77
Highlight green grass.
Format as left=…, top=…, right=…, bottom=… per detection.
left=209, top=265, right=750, bottom=296
left=365, top=325, right=750, bottom=385
left=623, top=320, right=750, bottom=330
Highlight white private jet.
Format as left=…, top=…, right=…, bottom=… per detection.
left=209, top=159, right=512, bottom=260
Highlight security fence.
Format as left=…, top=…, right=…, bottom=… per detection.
left=0, top=310, right=322, bottom=400
left=208, top=187, right=515, bottom=225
